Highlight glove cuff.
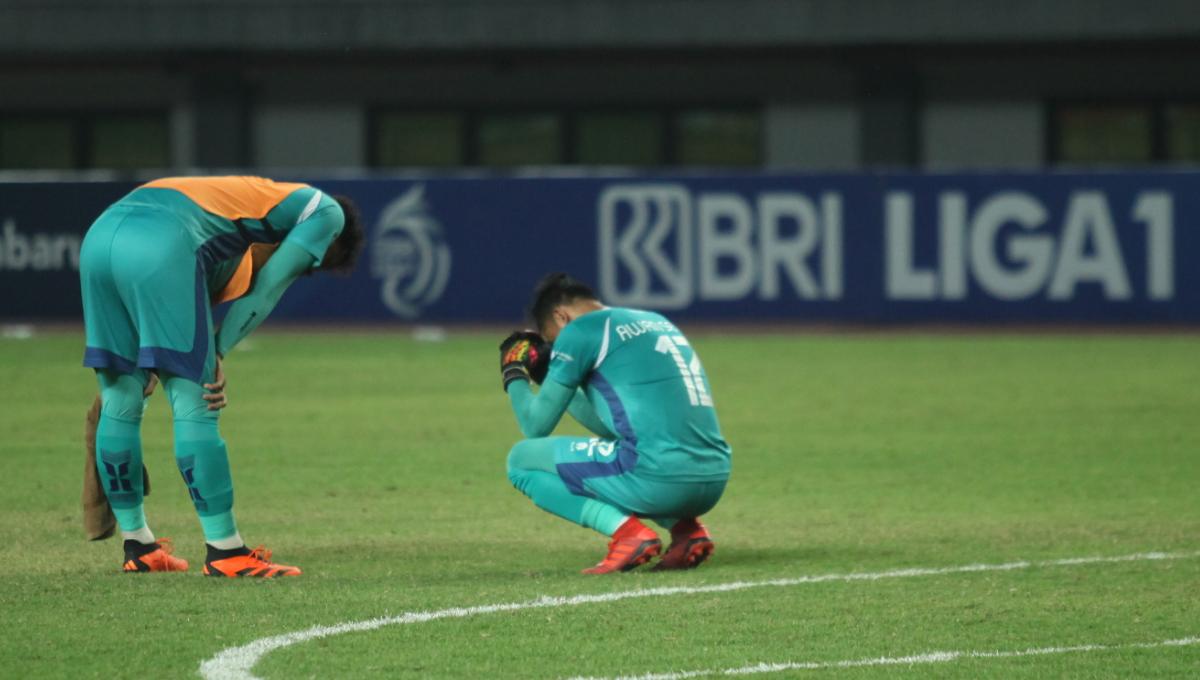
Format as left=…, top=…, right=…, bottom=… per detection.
left=502, top=363, right=531, bottom=392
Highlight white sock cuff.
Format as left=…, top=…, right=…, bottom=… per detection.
left=207, top=532, right=245, bottom=550
left=122, top=526, right=156, bottom=545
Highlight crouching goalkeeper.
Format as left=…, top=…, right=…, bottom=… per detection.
left=499, top=273, right=732, bottom=574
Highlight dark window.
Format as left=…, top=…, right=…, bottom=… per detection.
left=91, top=114, right=170, bottom=170
left=368, top=107, right=764, bottom=168
left=0, top=112, right=169, bottom=170
left=1054, top=106, right=1153, bottom=164
left=576, top=112, right=664, bottom=166
left=477, top=113, right=562, bottom=166
left=374, top=112, right=464, bottom=167
left=1166, top=105, right=1200, bottom=162
left=676, top=110, right=762, bottom=166
left=0, top=117, right=76, bottom=169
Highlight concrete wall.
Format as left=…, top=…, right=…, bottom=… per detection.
left=254, top=105, right=365, bottom=168
left=922, top=101, right=1043, bottom=169
left=764, top=103, right=859, bottom=169
left=2, top=0, right=1198, bottom=52
left=2, top=44, right=1200, bottom=171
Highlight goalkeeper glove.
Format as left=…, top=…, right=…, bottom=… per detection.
left=499, top=331, right=550, bottom=391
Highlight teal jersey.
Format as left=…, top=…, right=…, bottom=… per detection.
left=108, top=176, right=343, bottom=295
left=546, top=307, right=732, bottom=482
left=81, top=177, right=345, bottom=379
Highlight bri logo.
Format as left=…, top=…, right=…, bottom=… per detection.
left=371, top=185, right=452, bottom=319
left=597, top=183, right=842, bottom=309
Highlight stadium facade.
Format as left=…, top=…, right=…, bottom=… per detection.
left=2, top=0, right=1199, bottom=173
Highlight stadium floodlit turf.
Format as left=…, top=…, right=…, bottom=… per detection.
left=1, top=329, right=1198, bottom=679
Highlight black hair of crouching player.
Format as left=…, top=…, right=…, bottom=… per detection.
left=317, top=195, right=365, bottom=274
left=528, top=272, right=599, bottom=331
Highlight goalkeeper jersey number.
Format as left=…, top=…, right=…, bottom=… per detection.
left=546, top=307, right=732, bottom=483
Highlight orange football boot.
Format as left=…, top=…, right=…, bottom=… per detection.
left=203, top=545, right=302, bottom=578
left=583, top=517, right=662, bottom=574
left=123, top=538, right=189, bottom=573
left=652, top=518, right=714, bottom=571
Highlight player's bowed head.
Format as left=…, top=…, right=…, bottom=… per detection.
left=313, top=195, right=366, bottom=274
left=497, top=272, right=601, bottom=393
left=528, top=272, right=606, bottom=343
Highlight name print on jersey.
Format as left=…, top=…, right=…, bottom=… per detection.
left=614, top=318, right=678, bottom=342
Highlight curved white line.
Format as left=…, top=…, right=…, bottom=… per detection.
left=198, top=550, right=1198, bottom=680
left=566, top=636, right=1200, bottom=680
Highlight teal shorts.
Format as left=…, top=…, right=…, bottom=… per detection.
left=80, top=203, right=216, bottom=384
left=552, top=436, right=727, bottom=520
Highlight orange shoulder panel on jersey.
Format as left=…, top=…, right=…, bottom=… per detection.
left=142, top=176, right=310, bottom=220
left=212, top=244, right=281, bottom=305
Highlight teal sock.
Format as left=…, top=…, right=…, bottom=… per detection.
left=198, top=512, right=238, bottom=542
left=164, top=374, right=239, bottom=542
left=581, top=499, right=630, bottom=536
left=113, top=505, right=149, bottom=534
left=509, top=469, right=628, bottom=537
left=175, top=424, right=237, bottom=541
left=96, top=371, right=149, bottom=533
left=97, top=416, right=147, bottom=530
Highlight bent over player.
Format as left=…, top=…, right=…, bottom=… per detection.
left=500, top=274, right=732, bottom=573
left=80, top=176, right=363, bottom=577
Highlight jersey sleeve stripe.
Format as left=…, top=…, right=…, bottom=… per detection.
left=593, top=317, right=612, bottom=370
left=296, top=190, right=323, bottom=226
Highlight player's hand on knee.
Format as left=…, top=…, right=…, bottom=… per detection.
left=204, top=356, right=228, bottom=410
left=142, top=372, right=159, bottom=398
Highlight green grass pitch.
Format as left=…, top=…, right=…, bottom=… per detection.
left=1, top=329, right=1198, bottom=678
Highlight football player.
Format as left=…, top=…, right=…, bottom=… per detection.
left=500, top=273, right=732, bottom=573
left=80, top=176, right=363, bottom=577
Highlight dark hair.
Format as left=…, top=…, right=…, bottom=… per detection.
left=529, top=272, right=598, bottom=330
left=319, top=195, right=365, bottom=274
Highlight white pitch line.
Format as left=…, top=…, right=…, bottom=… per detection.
left=198, top=550, right=1199, bottom=680
left=565, top=637, right=1200, bottom=680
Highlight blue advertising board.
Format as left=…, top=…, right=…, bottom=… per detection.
left=1, top=171, right=1196, bottom=323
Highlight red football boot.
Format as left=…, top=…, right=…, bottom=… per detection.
left=582, top=517, right=662, bottom=574
left=652, top=518, right=714, bottom=571
left=123, top=538, right=189, bottom=573
left=203, top=544, right=301, bottom=578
